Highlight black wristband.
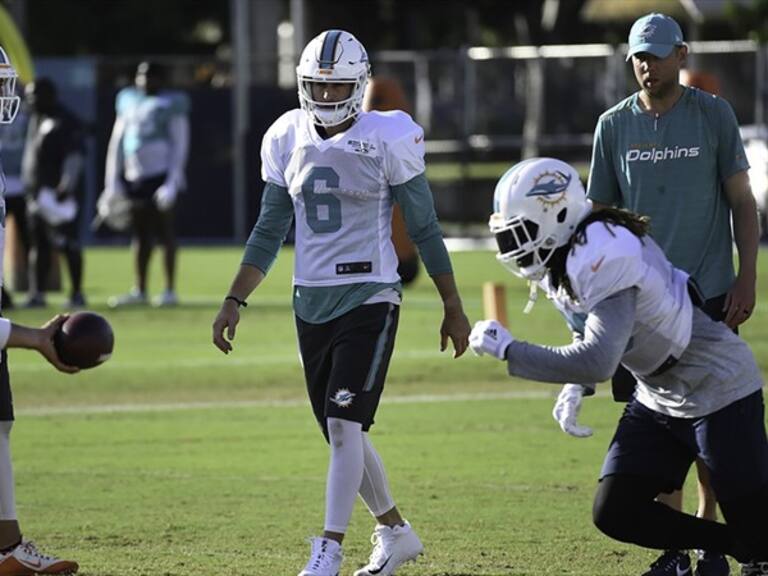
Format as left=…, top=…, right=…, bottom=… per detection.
left=225, top=295, right=248, bottom=308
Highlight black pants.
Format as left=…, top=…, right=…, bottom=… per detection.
left=27, top=207, right=83, bottom=296
left=593, top=474, right=768, bottom=562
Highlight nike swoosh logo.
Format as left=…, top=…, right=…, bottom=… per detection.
left=369, top=556, right=391, bottom=575
left=22, top=558, right=42, bottom=568
left=590, top=255, right=606, bottom=272
left=414, top=135, right=423, bottom=144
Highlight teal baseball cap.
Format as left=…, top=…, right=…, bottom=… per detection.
left=626, top=13, right=685, bottom=61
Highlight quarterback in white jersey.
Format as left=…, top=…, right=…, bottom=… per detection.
left=470, top=158, right=768, bottom=568
left=212, top=30, right=471, bottom=576
left=261, top=107, right=423, bottom=288
left=0, top=46, right=82, bottom=575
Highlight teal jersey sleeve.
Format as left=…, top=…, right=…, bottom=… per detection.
left=714, top=97, right=750, bottom=181
left=390, top=173, right=453, bottom=276
left=241, top=182, right=294, bottom=274
left=587, top=112, right=622, bottom=206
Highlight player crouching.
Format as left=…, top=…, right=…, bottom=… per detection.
left=470, top=157, right=768, bottom=573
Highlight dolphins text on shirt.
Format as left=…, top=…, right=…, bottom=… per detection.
left=626, top=146, right=700, bottom=164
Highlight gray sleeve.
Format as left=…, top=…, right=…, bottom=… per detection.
left=241, top=182, right=294, bottom=274
left=390, top=173, right=452, bottom=276
left=505, top=288, right=637, bottom=384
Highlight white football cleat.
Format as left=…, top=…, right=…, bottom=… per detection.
left=298, top=537, right=342, bottom=576
left=0, top=539, right=79, bottom=574
left=153, top=289, right=178, bottom=308
left=354, top=521, right=423, bottom=576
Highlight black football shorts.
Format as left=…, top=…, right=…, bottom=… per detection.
left=296, top=302, right=399, bottom=438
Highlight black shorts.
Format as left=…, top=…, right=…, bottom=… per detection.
left=296, top=302, right=399, bottom=437
left=125, top=174, right=166, bottom=202
left=0, top=350, right=12, bottom=421
left=600, top=391, right=768, bottom=502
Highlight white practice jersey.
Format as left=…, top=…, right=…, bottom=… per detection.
left=562, top=222, right=692, bottom=377
left=261, top=109, right=425, bottom=286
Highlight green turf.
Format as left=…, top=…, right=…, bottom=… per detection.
left=4, top=246, right=767, bottom=575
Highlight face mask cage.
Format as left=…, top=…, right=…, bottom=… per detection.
left=298, top=77, right=364, bottom=127
left=0, top=73, right=19, bottom=124
left=492, top=214, right=557, bottom=280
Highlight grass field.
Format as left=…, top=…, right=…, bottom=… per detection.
left=4, top=245, right=768, bottom=575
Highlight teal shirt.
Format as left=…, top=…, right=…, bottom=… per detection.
left=116, top=87, right=190, bottom=157
left=587, top=87, right=749, bottom=299
left=242, top=174, right=451, bottom=323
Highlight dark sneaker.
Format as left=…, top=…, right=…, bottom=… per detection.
left=642, top=550, right=692, bottom=576
left=66, top=292, right=87, bottom=309
left=741, top=562, right=768, bottom=576
left=695, top=551, right=729, bottom=576
left=24, top=293, right=47, bottom=308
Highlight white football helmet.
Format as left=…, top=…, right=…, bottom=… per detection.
left=0, top=47, right=19, bottom=124
left=489, top=158, right=592, bottom=280
left=296, top=30, right=370, bottom=127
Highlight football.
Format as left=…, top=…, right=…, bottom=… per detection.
left=53, top=312, right=114, bottom=369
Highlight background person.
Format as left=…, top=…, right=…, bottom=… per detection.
left=103, top=61, right=190, bottom=308
left=362, top=75, right=420, bottom=285
left=21, top=77, right=86, bottom=309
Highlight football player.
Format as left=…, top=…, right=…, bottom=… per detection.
left=470, top=157, right=768, bottom=574
left=0, top=46, right=81, bottom=575
left=212, top=30, right=471, bottom=576
left=102, top=60, right=190, bottom=308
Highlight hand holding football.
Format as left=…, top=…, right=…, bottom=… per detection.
left=53, top=312, right=114, bottom=369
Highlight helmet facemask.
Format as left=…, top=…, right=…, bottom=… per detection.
left=298, top=77, right=366, bottom=127
left=490, top=212, right=559, bottom=281
left=0, top=48, right=19, bottom=124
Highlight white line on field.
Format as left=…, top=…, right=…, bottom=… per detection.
left=8, top=349, right=457, bottom=372
left=17, top=389, right=610, bottom=418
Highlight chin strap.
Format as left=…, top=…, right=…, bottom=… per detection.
left=523, top=281, right=538, bottom=314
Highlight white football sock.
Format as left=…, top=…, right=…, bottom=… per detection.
left=0, top=421, right=16, bottom=520
left=324, top=417, right=364, bottom=534
left=359, top=432, right=395, bottom=517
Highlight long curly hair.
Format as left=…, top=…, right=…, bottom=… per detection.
left=548, top=207, right=651, bottom=300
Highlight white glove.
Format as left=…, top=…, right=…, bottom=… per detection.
left=154, top=182, right=178, bottom=211
left=469, top=319, right=513, bottom=360
left=552, top=384, right=593, bottom=438
left=35, top=187, right=77, bottom=226
left=96, top=188, right=132, bottom=232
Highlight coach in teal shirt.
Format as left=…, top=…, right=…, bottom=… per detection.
left=588, top=14, right=758, bottom=330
